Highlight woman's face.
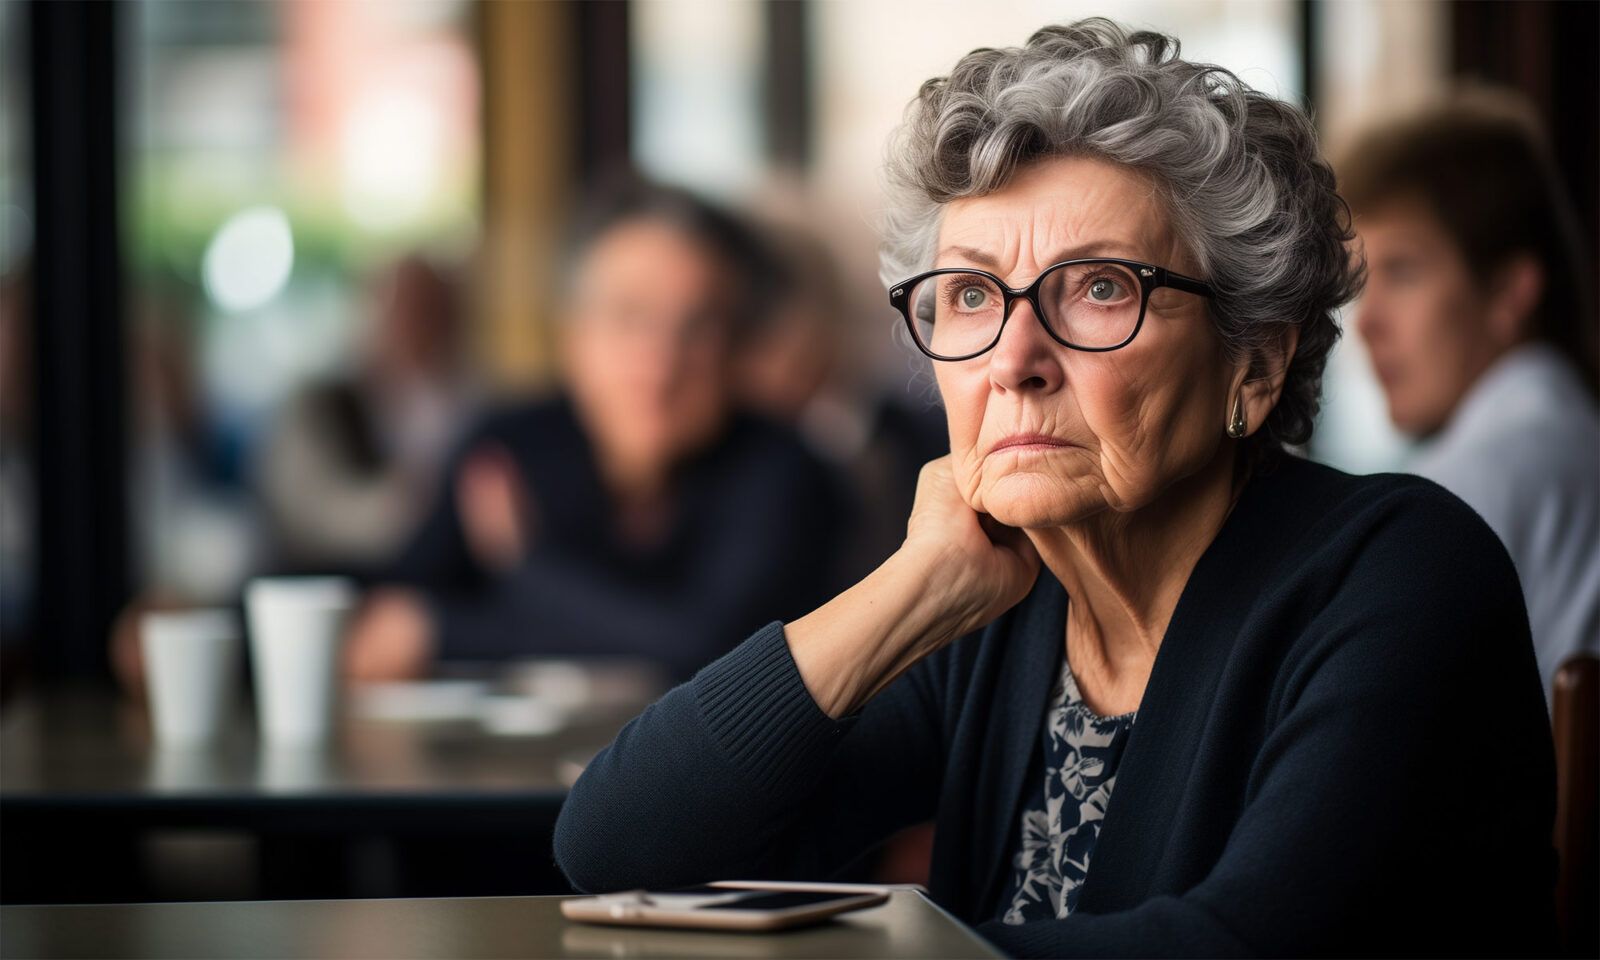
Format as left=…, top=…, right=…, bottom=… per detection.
left=563, top=218, right=739, bottom=480
left=933, top=155, right=1241, bottom=530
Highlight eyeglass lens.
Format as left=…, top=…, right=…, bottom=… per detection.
left=908, top=260, right=1145, bottom=357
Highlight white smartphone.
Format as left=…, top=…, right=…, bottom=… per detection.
left=559, top=880, right=892, bottom=932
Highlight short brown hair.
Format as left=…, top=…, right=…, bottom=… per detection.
left=1339, top=89, right=1597, bottom=394
left=564, top=176, right=789, bottom=340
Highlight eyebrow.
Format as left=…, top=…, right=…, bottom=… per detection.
left=934, top=242, right=1151, bottom=270
left=936, top=245, right=1002, bottom=269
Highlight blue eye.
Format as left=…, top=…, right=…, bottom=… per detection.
left=960, top=286, right=988, bottom=310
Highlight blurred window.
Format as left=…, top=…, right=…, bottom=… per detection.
left=1, top=2, right=30, bottom=272
left=810, top=0, right=1302, bottom=210
left=631, top=0, right=765, bottom=201
left=632, top=1, right=1304, bottom=207
left=1312, top=0, right=1449, bottom=473
left=124, top=0, right=482, bottom=601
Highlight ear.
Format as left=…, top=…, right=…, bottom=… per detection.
left=1227, top=323, right=1301, bottom=439
left=1486, top=254, right=1543, bottom=349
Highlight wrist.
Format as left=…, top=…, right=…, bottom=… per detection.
left=787, top=551, right=978, bottom=719
left=886, top=541, right=1004, bottom=640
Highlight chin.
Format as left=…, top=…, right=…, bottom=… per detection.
left=1389, top=402, right=1444, bottom=438
left=978, top=474, right=1099, bottom=529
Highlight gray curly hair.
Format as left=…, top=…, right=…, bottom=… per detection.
left=880, top=18, right=1362, bottom=451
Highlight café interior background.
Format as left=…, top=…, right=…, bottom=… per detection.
left=0, top=0, right=1594, bottom=680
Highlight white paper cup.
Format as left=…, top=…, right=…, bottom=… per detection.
left=256, top=742, right=333, bottom=792
left=140, top=609, right=243, bottom=745
left=148, top=746, right=223, bottom=791
left=246, top=577, right=356, bottom=744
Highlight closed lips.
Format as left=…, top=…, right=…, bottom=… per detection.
left=989, top=434, right=1073, bottom=454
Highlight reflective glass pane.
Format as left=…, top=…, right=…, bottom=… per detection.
left=125, top=0, right=483, bottom=600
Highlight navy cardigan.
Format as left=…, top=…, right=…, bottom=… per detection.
left=554, top=455, right=1556, bottom=956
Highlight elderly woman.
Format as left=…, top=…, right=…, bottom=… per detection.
left=554, top=22, right=1554, bottom=956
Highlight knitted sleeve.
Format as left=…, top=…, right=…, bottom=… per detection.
left=554, top=620, right=947, bottom=893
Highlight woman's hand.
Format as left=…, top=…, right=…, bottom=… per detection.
left=901, top=456, right=1042, bottom=629
left=786, top=456, right=1040, bottom=718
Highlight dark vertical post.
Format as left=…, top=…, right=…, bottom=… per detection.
left=1298, top=0, right=1319, bottom=117
left=577, top=0, right=632, bottom=181
left=1451, top=0, right=1598, bottom=277
left=28, top=0, right=127, bottom=680
left=764, top=0, right=811, bottom=171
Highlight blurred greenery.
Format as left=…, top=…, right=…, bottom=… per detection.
left=124, top=153, right=479, bottom=285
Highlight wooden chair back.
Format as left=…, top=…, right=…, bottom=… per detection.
left=1553, top=653, right=1598, bottom=957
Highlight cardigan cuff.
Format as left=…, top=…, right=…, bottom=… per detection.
left=691, top=621, right=855, bottom=798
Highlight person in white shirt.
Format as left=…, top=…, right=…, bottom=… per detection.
left=1341, top=90, right=1599, bottom=707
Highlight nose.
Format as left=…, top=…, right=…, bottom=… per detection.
left=987, top=299, right=1065, bottom=394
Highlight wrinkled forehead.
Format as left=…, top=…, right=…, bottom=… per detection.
left=935, top=157, right=1188, bottom=276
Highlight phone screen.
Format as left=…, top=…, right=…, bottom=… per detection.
left=642, top=886, right=869, bottom=912
left=705, top=891, right=864, bottom=911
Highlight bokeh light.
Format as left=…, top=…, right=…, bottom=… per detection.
left=340, top=89, right=443, bottom=231
left=200, top=206, right=295, bottom=313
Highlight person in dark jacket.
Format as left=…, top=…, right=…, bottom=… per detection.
left=554, top=21, right=1555, bottom=957
left=343, top=182, right=848, bottom=683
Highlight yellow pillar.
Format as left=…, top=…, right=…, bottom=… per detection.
left=478, top=0, right=576, bottom=390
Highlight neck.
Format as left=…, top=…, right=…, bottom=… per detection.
left=592, top=450, right=680, bottom=550
left=612, top=485, right=675, bottom=550
left=1028, top=444, right=1244, bottom=714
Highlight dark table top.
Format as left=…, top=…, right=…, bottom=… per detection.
left=1, top=889, right=1002, bottom=959
left=0, top=666, right=663, bottom=831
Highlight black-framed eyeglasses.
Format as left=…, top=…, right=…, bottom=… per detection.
left=888, top=258, right=1215, bottom=361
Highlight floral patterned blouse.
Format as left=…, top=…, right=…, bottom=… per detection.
left=999, top=660, right=1136, bottom=924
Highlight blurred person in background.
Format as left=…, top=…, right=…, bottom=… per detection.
left=255, top=254, right=479, bottom=576
left=111, top=256, right=479, bottom=694
left=1341, top=90, right=1600, bottom=707
left=344, top=181, right=848, bottom=683
left=735, top=223, right=946, bottom=583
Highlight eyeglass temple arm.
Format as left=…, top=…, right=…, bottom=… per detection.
left=1155, top=268, right=1215, bottom=299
